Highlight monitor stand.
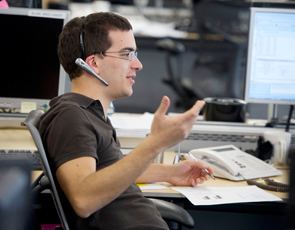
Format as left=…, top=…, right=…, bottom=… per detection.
left=286, top=105, right=294, bottom=132
left=266, top=104, right=277, bottom=127
left=266, top=104, right=294, bottom=130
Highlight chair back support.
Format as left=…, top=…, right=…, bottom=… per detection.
left=22, top=110, right=70, bottom=230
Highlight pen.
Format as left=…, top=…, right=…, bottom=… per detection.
left=187, top=152, right=215, bottom=180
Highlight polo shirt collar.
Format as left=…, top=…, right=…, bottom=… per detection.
left=50, top=92, right=105, bottom=116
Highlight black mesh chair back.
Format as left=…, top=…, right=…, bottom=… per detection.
left=22, top=110, right=70, bottom=230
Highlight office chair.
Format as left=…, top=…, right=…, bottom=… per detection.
left=23, top=110, right=194, bottom=230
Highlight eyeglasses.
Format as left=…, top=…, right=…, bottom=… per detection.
left=93, top=51, right=138, bottom=61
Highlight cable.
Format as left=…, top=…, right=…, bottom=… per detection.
left=247, top=179, right=289, bottom=193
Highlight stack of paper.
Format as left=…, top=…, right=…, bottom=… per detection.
left=171, top=186, right=282, bottom=205
left=109, top=113, right=153, bottom=138
left=137, top=183, right=169, bottom=190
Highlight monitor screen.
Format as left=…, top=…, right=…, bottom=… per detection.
left=244, top=7, right=295, bottom=105
left=0, top=7, right=70, bottom=116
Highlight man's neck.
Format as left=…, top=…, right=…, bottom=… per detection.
left=71, top=77, right=111, bottom=119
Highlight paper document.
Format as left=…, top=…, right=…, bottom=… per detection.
left=109, top=113, right=154, bottom=130
left=109, top=113, right=154, bottom=137
left=171, top=186, right=282, bottom=205
left=137, top=183, right=169, bottom=190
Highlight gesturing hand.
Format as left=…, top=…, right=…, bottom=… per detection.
left=148, top=96, right=205, bottom=153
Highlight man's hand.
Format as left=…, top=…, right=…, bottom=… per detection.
left=167, top=160, right=214, bottom=187
left=147, top=96, right=205, bottom=153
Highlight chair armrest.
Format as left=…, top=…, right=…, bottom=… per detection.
left=149, top=198, right=194, bottom=229
left=31, top=174, right=50, bottom=199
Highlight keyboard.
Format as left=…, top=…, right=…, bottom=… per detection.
left=0, top=149, right=42, bottom=170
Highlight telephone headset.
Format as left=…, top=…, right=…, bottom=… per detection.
left=75, top=20, right=109, bottom=86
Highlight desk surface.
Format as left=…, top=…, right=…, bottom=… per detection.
left=0, top=128, right=290, bottom=200
left=142, top=171, right=289, bottom=199
left=143, top=151, right=289, bottom=199
left=0, top=127, right=36, bottom=149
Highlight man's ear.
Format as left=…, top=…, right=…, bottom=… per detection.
left=85, top=55, right=100, bottom=75
left=79, top=56, right=108, bottom=86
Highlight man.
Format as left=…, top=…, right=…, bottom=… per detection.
left=39, top=12, right=213, bottom=230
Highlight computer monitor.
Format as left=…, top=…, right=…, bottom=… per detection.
left=0, top=7, right=70, bottom=116
left=244, top=7, right=295, bottom=105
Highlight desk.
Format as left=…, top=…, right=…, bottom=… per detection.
left=0, top=127, right=36, bottom=149
left=0, top=128, right=290, bottom=230
left=0, top=128, right=290, bottom=199
left=142, top=152, right=289, bottom=230
left=143, top=151, right=289, bottom=199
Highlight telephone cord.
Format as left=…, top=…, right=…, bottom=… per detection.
left=246, top=179, right=289, bottom=193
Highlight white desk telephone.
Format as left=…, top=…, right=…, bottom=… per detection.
left=188, top=145, right=282, bottom=181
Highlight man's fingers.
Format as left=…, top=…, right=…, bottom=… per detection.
left=180, top=100, right=205, bottom=123
left=155, top=96, right=170, bottom=117
left=190, top=100, right=206, bottom=114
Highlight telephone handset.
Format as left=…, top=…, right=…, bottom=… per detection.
left=188, top=145, right=282, bottom=181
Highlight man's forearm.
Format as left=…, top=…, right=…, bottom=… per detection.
left=135, top=163, right=172, bottom=184
left=58, top=135, right=163, bottom=218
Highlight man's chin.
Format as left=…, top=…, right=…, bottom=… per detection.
left=126, top=91, right=133, bottom=98
left=116, top=90, right=133, bottom=100
left=126, top=88, right=133, bottom=97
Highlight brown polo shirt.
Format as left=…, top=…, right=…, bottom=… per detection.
left=39, top=92, right=168, bottom=230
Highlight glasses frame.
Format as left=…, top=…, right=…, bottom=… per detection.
left=93, top=51, right=137, bottom=61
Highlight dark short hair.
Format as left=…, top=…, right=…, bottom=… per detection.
left=57, top=12, right=133, bottom=80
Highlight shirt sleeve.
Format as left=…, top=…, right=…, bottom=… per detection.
left=43, top=104, right=98, bottom=173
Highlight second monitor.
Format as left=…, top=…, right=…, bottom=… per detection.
left=244, top=7, right=295, bottom=105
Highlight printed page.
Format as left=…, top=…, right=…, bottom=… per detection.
left=171, top=186, right=282, bottom=205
